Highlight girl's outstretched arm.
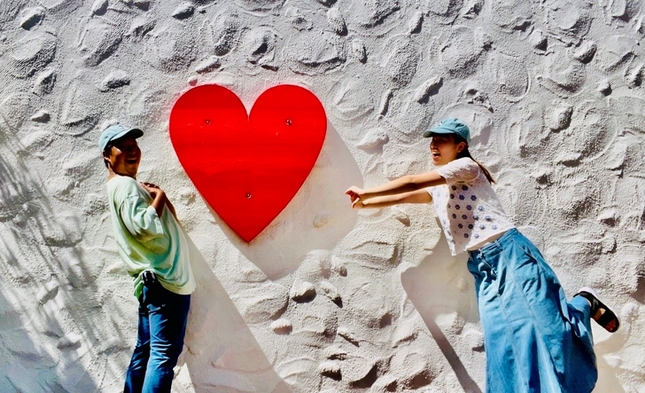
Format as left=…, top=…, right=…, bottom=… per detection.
left=351, top=188, right=431, bottom=209
left=346, top=171, right=445, bottom=201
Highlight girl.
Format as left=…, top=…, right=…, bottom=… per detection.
left=345, top=118, right=619, bottom=393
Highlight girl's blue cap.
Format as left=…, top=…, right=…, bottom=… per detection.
left=422, top=118, right=471, bottom=144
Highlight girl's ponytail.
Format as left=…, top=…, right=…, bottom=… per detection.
left=452, top=134, right=495, bottom=184
left=458, top=148, right=495, bottom=184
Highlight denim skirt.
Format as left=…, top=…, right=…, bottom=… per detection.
left=467, top=229, right=597, bottom=393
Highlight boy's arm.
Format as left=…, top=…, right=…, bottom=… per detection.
left=118, top=195, right=165, bottom=241
left=141, top=182, right=167, bottom=218
left=165, top=197, right=177, bottom=219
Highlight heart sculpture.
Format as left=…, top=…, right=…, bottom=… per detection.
left=169, top=84, right=327, bottom=242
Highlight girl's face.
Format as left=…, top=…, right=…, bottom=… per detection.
left=429, top=134, right=466, bottom=166
left=105, top=137, right=141, bottom=178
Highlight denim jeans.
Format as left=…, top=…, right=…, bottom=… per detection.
left=124, top=282, right=191, bottom=393
left=467, top=229, right=597, bottom=393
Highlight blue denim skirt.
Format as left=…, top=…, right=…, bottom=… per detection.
left=467, top=229, right=597, bottom=393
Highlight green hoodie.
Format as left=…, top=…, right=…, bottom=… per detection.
left=107, top=175, right=195, bottom=298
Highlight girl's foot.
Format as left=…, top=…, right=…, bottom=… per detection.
left=576, top=287, right=620, bottom=333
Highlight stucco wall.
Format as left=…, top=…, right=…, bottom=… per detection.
left=0, top=0, right=644, bottom=392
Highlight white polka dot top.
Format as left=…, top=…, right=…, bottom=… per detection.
left=427, top=157, right=515, bottom=256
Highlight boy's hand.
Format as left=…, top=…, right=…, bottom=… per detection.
left=141, top=182, right=164, bottom=198
left=141, top=270, right=157, bottom=285
left=141, top=182, right=169, bottom=217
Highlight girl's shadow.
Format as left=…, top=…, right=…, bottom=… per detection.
left=400, top=229, right=484, bottom=393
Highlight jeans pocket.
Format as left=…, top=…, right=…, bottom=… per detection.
left=146, top=301, right=164, bottom=313
left=483, top=256, right=498, bottom=276
left=142, top=282, right=167, bottom=311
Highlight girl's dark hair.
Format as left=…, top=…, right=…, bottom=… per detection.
left=453, top=135, right=495, bottom=184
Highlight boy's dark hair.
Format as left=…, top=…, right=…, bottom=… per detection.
left=453, top=135, right=495, bottom=184
left=102, top=144, right=112, bottom=168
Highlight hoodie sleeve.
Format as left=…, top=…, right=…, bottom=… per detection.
left=116, top=180, right=166, bottom=243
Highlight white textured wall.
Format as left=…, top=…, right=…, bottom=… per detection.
left=0, top=0, right=644, bottom=392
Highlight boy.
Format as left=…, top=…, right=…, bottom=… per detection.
left=100, top=124, right=195, bottom=392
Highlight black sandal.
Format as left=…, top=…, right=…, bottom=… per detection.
left=576, top=287, right=620, bottom=333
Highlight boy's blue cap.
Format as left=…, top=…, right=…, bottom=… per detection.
left=99, top=124, right=143, bottom=152
left=422, top=118, right=471, bottom=144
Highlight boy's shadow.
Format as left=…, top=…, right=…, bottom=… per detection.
left=400, top=230, right=484, bottom=393
left=182, top=237, right=292, bottom=392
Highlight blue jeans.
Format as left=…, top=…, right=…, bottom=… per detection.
left=124, top=283, right=191, bottom=393
left=467, top=229, right=597, bottom=393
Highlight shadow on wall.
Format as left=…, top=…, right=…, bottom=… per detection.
left=0, top=287, right=92, bottom=392
left=182, top=237, right=291, bottom=392
left=401, top=227, right=628, bottom=393
left=400, top=229, right=484, bottom=393
left=212, top=122, right=361, bottom=279
left=0, top=129, right=101, bottom=391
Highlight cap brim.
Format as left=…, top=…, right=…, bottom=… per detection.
left=422, top=128, right=453, bottom=138
left=112, top=128, right=144, bottom=142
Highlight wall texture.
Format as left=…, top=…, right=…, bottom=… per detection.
left=0, top=0, right=644, bottom=392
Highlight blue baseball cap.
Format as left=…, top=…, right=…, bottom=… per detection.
left=422, top=118, right=471, bottom=144
left=99, top=124, right=143, bottom=152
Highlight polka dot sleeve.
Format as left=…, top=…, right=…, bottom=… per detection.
left=435, top=158, right=480, bottom=185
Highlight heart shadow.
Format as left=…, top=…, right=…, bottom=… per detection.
left=208, top=121, right=361, bottom=279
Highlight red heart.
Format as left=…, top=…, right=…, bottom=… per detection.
left=169, top=84, right=327, bottom=242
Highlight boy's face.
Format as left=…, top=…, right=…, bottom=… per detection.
left=105, top=136, right=141, bottom=178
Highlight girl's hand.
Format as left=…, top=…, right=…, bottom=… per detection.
left=351, top=198, right=365, bottom=209
left=345, top=186, right=364, bottom=202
